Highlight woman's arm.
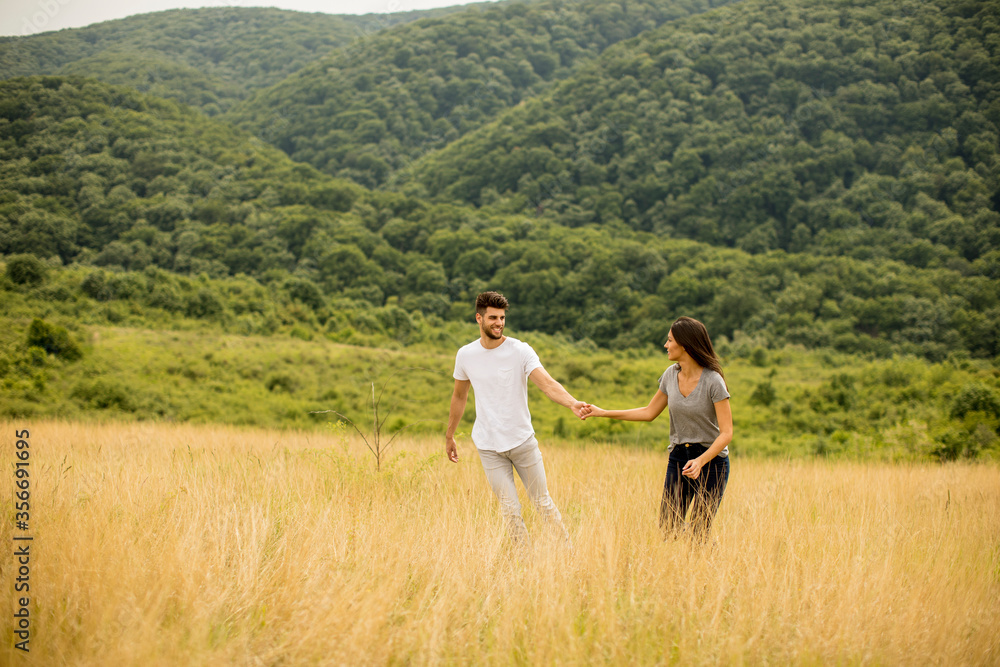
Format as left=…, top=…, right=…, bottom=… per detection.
left=585, top=389, right=668, bottom=422
left=682, top=398, right=733, bottom=479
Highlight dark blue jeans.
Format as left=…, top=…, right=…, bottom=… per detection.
left=660, top=443, right=730, bottom=540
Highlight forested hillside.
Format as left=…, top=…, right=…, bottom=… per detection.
left=226, top=0, right=737, bottom=187
left=1, top=0, right=998, bottom=455
left=0, top=6, right=470, bottom=114
left=413, top=0, right=1000, bottom=268
left=2, top=76, right=997, bottom=357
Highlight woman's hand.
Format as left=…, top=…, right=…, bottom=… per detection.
left=580, top=404, right=603, bottom=419
left=682, top=457, right=704, bottom=480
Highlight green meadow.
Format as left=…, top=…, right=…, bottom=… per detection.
left=4, top=261, right=997, bottom=463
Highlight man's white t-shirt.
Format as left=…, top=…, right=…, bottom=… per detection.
left=453, top=336, right=543, bottom=453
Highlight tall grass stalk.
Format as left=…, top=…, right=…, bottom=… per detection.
left=2, top=420, right=997, bottom=664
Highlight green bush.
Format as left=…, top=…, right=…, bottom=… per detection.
left=5, top=254, right=48, bottom=286
left=950, top=383, right=1000, bottom=420
left=147, top=283, right=184, bottom=312
left=265, top=373, right=298, bottom=393
left=26, top=318, right=83, bottom=361
left=284, top=277, right=326, bottom=310
left=71, top=379, right=136, bottom=411
left=185, top=289, right=224, bottom=319
left=80, top=271, right=116, bottom=301
left=750, top=381, right=776, bottom=407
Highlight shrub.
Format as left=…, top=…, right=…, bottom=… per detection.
left=26, top=318, right=82, bottom=361
left=750, top=381, right=776, bottom=406
left=290, top=326, right=313, bottom=341
left=932, top=427, right=977, bottom=461
left=81, top=271, right=115, bottom=301
left=375, top=306, right=413, bottom=337
left=284, top=277, right=326, bottom=310
left=147, top=283, right=184, bottom=312
left=71, top=379, right=136, bottom=411
left=185, top=289, right=224, bottom=319
left=38, top=284, right=74, bottom=302
left=5, top=254, right=48, bottom=286
left=265, top=373, right=298, bottom=393
left=951, top=383, right=1000, bottom=420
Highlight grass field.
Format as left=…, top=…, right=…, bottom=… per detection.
left=2, top=420, right=998, bottom=664
left=6, top=318, right=999, bottom=464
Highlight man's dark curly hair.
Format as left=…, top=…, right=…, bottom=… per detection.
left=476, top=291, right=509, bottom=316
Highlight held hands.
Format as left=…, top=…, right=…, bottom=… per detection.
left=572, top=401, right=603, bottom=419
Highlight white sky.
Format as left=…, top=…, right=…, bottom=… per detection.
left=2, top=1, right=492, bottom=37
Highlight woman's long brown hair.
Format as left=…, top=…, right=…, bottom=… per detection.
left=670, top=316, right=725, bottom=379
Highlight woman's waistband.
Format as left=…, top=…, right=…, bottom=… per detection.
left=669, top=442, right=729, bottom=458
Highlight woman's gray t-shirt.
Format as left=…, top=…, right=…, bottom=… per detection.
left=658, top=364, right=730, bottom=457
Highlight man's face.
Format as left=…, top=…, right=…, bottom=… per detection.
left=477, top=307, right=506, bottom=340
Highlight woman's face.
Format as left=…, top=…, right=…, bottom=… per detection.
left=664, top=329, right=683, bottom=361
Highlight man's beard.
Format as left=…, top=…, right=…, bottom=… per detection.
left=482, top=323, right=504, bottom=340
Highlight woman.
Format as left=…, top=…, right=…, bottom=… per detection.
left=582, top=316, right=732, bottom=539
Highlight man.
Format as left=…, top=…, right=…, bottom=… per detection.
left=446, top=290, right=585, bottom=547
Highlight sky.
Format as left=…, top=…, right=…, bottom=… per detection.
left=2, top=0, right=492, bottom=37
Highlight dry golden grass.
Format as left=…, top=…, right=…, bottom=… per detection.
left=2, top=419, right=998, bottom=665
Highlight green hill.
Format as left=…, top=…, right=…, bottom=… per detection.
left=0, top=6, right=474, bottom=114
left=2, top=75, right=997, bottom=358
left=411, top=0, right=999, bottom=268
left=225, top=0, right=738, bottom=187
left=0, top=76, right=362, bottom=273
left=1, top=0, right=999, bottom=456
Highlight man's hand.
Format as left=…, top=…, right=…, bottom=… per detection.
left=571, top=401, right=590, bottom=420
left=446, top=379, right=470, bottom=464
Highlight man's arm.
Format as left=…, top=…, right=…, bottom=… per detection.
left=445, top=379, right=471, bottom=462
left=528, top=366, right=587, bottom=419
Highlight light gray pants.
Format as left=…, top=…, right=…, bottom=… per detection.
left=477, top=439, right=569, bottom=546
